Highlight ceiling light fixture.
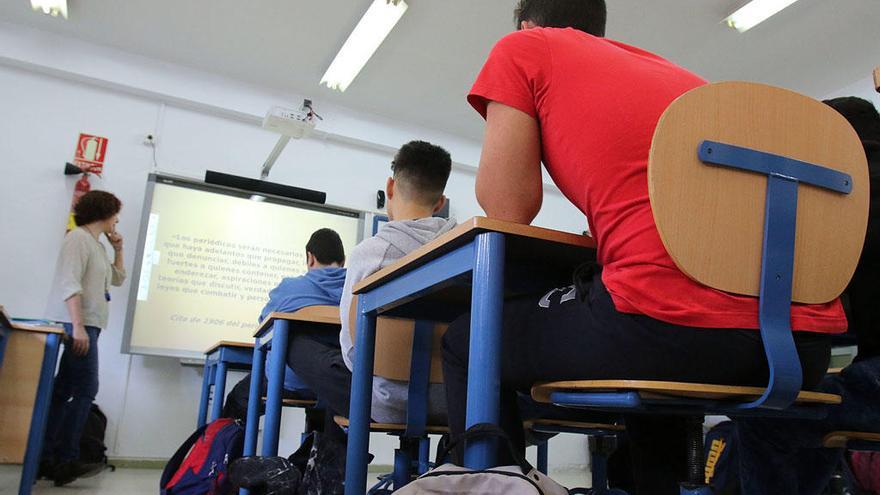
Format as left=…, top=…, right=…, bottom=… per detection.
left=30, top=0, right=68, bottom=19
left=724, top=0, right=800, bottom=33
left=320, top=0, right=408, bottom=92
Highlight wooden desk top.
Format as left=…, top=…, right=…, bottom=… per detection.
left=8, top=323, right=65, bottom=335
left=254, top=305, right=341, bottom=337
left=204, top=340, right=255, bottom=354
left=0, top=304, right=65, bottom=335
left=354, top=216, right=596, bottom=294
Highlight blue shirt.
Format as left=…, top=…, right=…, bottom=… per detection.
left=260, top=267, right=346, bottom=390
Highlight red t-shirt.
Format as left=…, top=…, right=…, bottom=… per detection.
left=468, top=27, right=846, bottom=333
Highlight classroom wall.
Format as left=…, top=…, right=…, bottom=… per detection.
left=823, top=74, right=880, bottom=109
left=0, top=21, right=591, bottom=471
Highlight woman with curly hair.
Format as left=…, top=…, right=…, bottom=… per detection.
left=42, top=190, right=126, bottom=486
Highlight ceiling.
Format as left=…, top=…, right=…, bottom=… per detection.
left=2, top=0, right=879, bottom=141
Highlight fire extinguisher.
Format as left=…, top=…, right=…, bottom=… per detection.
left=66, top=174, right=92, bottom=232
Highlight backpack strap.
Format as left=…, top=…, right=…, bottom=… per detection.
left=436, top=423, right=533, bottom=474
left=160, top=423, right=210, bottom=493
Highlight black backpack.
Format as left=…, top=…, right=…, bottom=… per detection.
left=79, top=404, right=115, bottom=472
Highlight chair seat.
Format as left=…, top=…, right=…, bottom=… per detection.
left=822, top=431, right=880, bottom=449
left=260, top=397, right=318, bottom=408
left=333, top=415, right=449, bottom=434
left=531, top=380, right=841, bottom=405
left=525, top=418, right=625, bottom=432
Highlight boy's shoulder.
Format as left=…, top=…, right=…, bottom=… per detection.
left=351, top=232, right=392, bottom=258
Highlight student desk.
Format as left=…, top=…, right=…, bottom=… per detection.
left=198, top=341, right=254, bottom=428
left=0, top=317, right=63, bottom=495
left=243, top=307, right=340, bottom=461
left=345, top=217, right=596, bottom=494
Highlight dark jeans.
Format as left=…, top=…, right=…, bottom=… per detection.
left=221, top=372, right=319, bottom=428
left=286, top=327, right=353, bottom=440
left=42, top=324, right=100, bottom=463
left=442, top=272, right=831, bottom=495
left=737, top=357, right=880, bottom=495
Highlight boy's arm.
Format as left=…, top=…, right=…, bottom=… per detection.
left=476, top=101, right=543, bottom=224
left=339, top=240, right=391, bottom=367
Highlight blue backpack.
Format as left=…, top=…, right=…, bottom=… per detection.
left=160, top=418, right=244, bottom=495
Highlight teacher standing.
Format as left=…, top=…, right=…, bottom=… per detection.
left=42, top=190, right=126, bottom=486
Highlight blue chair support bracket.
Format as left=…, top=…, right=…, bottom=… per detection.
left=698, top=141, right=853, bottom=194
left=699, top=140, right=853, bottom=411
left=549, top=391, right=643, bottom=411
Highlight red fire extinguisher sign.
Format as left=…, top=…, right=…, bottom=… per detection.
left=73, top=133, right=108, bottom=175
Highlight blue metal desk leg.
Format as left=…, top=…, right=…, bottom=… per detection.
left=344, top=298, right=378, bottom=495
left=464, top=232, right=506, bottom=469
left=537, top=441, right=549, bottom=475
left=262, top=320, right=289, bottom=457
left=239, top=344, right=265, bottom=495
left=418, top=436, right=430, bottom=474
left=18, top=333, right=61, bottom=495
left=197, top=359, right=213, bottom=428
left=210, top=359, right=229, bottom=423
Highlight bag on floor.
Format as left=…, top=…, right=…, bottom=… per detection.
left=394, top=423, right=568, bottom=495
left=79, top=403, right=115, bottom=472
left=702, top=421, right=739, bottom=495
left=160, top=418, right=244, bottom=495
left=849, top=451, right=880, bottom=493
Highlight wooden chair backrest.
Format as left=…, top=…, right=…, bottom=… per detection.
left=349, top=296, right=447, bottom=383
left=648, top=81, right=869, bottom=303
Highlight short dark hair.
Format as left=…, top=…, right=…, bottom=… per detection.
left=515, top=0, right=607, bottom=37
left=306, top=228, right=345, bottom=266
left=391, top=140, right=452, bottom=206
left=823, top=97, right=880, bottom=145
left=73, top=190, right=121, bottom=226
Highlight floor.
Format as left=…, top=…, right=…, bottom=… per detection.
left=0, top=464, right=592, bottom=494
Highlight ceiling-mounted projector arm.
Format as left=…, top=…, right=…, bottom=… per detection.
left=261, top=135, right=291, bottom=179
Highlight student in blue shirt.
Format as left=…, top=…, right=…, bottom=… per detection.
left=222, top=228, right=346, bottom=422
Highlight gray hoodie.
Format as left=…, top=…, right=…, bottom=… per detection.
left=340, top=216, right=457, bottom=424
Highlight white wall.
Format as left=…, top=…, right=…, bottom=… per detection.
left=823, top=74, right=880, bottom=109
left=0, top=22, right=589, bottom=470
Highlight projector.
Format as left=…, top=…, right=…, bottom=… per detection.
left=262, top=100, right=319, bottom=139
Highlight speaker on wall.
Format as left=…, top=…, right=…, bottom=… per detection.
left=204, top=171, right=326, bottom=204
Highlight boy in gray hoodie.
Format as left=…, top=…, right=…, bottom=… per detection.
left=287, top=140, right=455, bottom=427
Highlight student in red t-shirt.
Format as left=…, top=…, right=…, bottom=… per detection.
left=441, top=1, right=843, bottom=492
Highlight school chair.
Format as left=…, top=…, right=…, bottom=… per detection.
left=340, top=300, right=449, bottom=493
left=528, top=419, right=626, bottom=495
left=531, top=81, right=869, bottom=494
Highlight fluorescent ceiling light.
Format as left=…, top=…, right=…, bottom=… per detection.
left=320, top=0, right=408, bottom=92
left=30, top=0, right=68, bottom=19
left=724, top=0, right=800, bottom=33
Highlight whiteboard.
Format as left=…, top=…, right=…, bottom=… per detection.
left=122, top=174, right=363, bottom=358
